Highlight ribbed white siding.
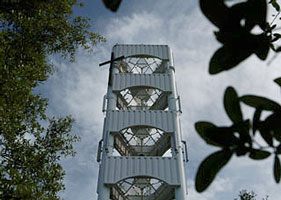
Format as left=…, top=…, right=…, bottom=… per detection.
left=104, top=156, right=180, bottom=186
left=112, top=73, right=172, bottom=92
left=113, top=44, right=170, bottom=60
left=107, top=110, right=175, bottom=133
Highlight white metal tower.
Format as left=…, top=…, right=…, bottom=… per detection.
left=97, top=44, right=188, bottom=200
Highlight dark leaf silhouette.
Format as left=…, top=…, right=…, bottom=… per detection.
left=270, top=0, right=281, bottom=11
left=263, top=113, right=281, bottom=142
left=195, top=149, right=233, bottom=192
left=201, top=0, right=269, bottom=74
left=205, top=127, right=239, bottom=147
left=209, top=45, right=252, bottom=74
left=199, top=0, right=228, bottom=29
left=253, top=108, right=262, bottom=135
left=240, top=95, right=281, bottom=111
left=195, top=122, right=221, bottom=147
left=274, top=155, right=281, bottom=183
left=224, top=87, right=243, bottom=123
left=102, top=0, right=122, bottom=12
left=274, top=77, right=281, bottom=87
left=249, top=149, right=271, bottom=160
left=195, top=122, right=239, bottom=147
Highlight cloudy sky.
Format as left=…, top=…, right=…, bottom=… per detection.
left=39, top=0, right=281, bottom=199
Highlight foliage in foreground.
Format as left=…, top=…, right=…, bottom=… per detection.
left=0, top=0, right=104, bottom=199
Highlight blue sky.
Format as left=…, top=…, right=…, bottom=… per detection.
left=39, top=0, right=281, bottom=199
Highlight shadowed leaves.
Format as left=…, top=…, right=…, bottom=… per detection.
left=195, top=86, right=281, bottom=192
left=240, top=95, right=281, bottom=111
left=102, top=0, right=122, bottom=12
left=200, top=0, right=271, bottom=74
left=224, top=87, right=243, bottom=123
left=249, top=149, right=271, bottom=160
left=195, top=149, right=233, bottom=192
left=274, top=155, right=281, bottom=183
left=274, top=77, right=281, bottom=87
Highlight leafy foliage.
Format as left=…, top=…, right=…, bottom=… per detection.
left=192, top=0, right=281, bottom=193
left=0, top=0, right=104, bottom=199
left=195, top=86, right=281, bottom=191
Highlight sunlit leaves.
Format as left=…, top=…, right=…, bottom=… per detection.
left=195, top=149, right=233, bottom=192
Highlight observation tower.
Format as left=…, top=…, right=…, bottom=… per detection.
left=96, top=44, right=188, bottom=200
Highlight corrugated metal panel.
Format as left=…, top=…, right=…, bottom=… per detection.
left=104, top=156, right=180, bottom=186
left=112, top=73, right=172, bottom=92
left=113, top=44, right=170, bottom=60
left=107, top=110, right=175, bottom=133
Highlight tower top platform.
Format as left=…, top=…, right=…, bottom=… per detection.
left=112, top=44, right=173, bottom=63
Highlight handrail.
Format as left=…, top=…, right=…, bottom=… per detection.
left=102, top=95, right=107, bottom=112
left=177, top=95, right=182, bottom=114
left=182, top=140, right=188, bottom=162
left=97, top=139, right=103, bottom=162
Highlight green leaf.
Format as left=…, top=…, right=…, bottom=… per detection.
left=274, top=155, right=281, bottom=183
left=224, top=87, right=243, bottom=123
left=195, top=149, right=233, bottom=192
left=259, top=123, right=274, bottom=146
left=240, top=95, right=281, bottom=111
left=195, top=122, right=238, bottom=147
left=195, top=121, right=220, bottom=146
left=276, top=46, right=281, bottom=52
left=253, top=34, right=270, bottom=60
left=235, top=146, right=249, bottom=156
left=276, top=144, right=281, bottom=154
left=246, top=0, right=267, bottom=30
left=264, top=113, right=281, bottom=142
left=233, top=120, right=252, bottom=145
left=249, top=149, right=271, bottom=160
left=270, top=0, right=280, bottom=11
left=209, top=45, right=252, bottom=74
left=253, top=108, right=262, bottom=135
left=205, top=127, right=240, bottom=147
left=274, top=77, right=281, bottom=87
left=102, top=0, right=122, bottom=12
left=199, top=0, right=229, bottom=29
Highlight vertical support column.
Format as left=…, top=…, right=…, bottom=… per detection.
left=168, top=49, right=187, bottom=199
left=97, top=55, right=119, bottom=200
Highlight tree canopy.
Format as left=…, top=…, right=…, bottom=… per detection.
left=0, top=0, right=104, bottom=199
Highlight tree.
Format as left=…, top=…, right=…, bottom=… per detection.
left=234, top=190, right=269, bottom=200
left=0, top=0, right=104, bottom=199
left=100, top=0, right=281, bottom=194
